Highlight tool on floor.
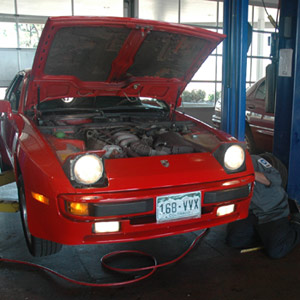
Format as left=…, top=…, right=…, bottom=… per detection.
left=240, top=246, right=263, bottom=253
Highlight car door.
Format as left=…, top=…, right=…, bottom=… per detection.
left=246, top=79, right=274, bottom=152
left=0, top=73, right=25, bottom=169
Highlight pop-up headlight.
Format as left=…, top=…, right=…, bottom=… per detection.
left=71, top=154, right=104, bottom=185
left=214, top=143, right=246, bottom=173
left=224, top=145, right=245, bottom=170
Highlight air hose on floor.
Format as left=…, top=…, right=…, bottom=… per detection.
left=0, top=229, right=209, bottom=287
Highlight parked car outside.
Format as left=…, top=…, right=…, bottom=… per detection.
left=212, top=77, right=274, bottom=153
left=0, top=16, right=254, bottom=257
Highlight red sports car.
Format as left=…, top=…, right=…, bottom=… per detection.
left=0, top=17, right=254, bottom=257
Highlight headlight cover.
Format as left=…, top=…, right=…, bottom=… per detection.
left=213, top=143, right=246, bottom=174
left=224, top=145, right=245, bottom=170
left=71, top=154, right=104, bottom=185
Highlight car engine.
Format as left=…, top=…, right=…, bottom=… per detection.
left=39, top=117, right=221, bottom=161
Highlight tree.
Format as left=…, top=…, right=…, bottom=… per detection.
left=182, top=89, right=206, bottom=103
left=208, top=91, right=221, bottom=103
left=18, top=23, right=44, bottom=48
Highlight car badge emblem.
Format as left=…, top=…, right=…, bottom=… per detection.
left=161, top=160, right=169, bottom=167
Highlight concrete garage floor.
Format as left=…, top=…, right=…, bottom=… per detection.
left=1, top=183, right=300, bottom=300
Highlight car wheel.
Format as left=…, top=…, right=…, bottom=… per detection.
left=18, top=176, right=62, bottom=257
left=245, top=125, right=256, bottom=154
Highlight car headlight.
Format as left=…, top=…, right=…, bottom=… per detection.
left=213, top=143, right=246, bottom=173
left=224, top=145, right=245, bottom=170
left=72, top=154, right=104, bottom=185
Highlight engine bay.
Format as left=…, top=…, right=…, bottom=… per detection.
left=39, top=115, right=221, bottom=162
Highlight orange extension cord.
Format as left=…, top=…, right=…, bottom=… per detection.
left=0, top=229, right=209, bottom=287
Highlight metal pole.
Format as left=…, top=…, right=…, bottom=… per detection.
left=286, top=0, right=300, bottom=202
left=221, top=0, right=248, bottom=141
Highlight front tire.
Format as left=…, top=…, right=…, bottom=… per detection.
left=18, top=176, right=62, bottom=257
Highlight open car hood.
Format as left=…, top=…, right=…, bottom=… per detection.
left=28, top=16, right=225, bottom=109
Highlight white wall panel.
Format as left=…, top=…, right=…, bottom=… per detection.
left=17, top=0, right=72, bottom=16
left=74, top=0, right=123, bottom=16
left=19, top=49, right=36, bottom=70
left=0, top=50, right=19, bottom=86
left=0, top=0, right=15, bottom=14
left=0, top=49, right=35, bottom=86
left=181, top=0, right=217, bottom=24
left=139, top=0, right=179, bottom=22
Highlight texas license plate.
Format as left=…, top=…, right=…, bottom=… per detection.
left=156, top=191, right=201, bottom=222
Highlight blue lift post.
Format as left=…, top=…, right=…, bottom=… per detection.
left=221, top=0, right=249, bottom=141
left=274, top=0, right=300, bottom=203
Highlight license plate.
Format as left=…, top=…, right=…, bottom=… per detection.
left=156, top=191, right=201, bottom=223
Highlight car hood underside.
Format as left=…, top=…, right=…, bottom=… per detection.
left=27, top=16, right=225, bottom=110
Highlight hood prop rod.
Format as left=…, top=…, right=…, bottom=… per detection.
left=33, top=86, right=40, bottom=122
left=172, top=88, right=181, bottom=122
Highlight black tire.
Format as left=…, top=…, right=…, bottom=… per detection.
left=245, top=125, right=256, bottom=154
left=258, top=152, right=288, bottom=189
left=18, top=176, right=62, bottom=257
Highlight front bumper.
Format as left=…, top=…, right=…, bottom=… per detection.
left=29, top=176, right=254, bottom=245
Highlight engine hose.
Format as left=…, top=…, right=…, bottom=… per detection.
left=0, top=229, right=209, bottom=287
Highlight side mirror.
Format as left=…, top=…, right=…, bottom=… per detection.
left=265, top=63, right=276, bottom=113
left=0, top=100, right=13, bottom=120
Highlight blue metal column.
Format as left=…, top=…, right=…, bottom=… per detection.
left=221, top=0, right=249, bottom=141
left=273, top=0, right=297, bottom=168
left=273, top=0, right=300, bottom=202
left=286, top=1, right=300, bottom=202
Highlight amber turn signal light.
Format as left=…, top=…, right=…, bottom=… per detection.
left=67, top=202, right=89, bottom=216
left=31, top=192, right=49, bottom=205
